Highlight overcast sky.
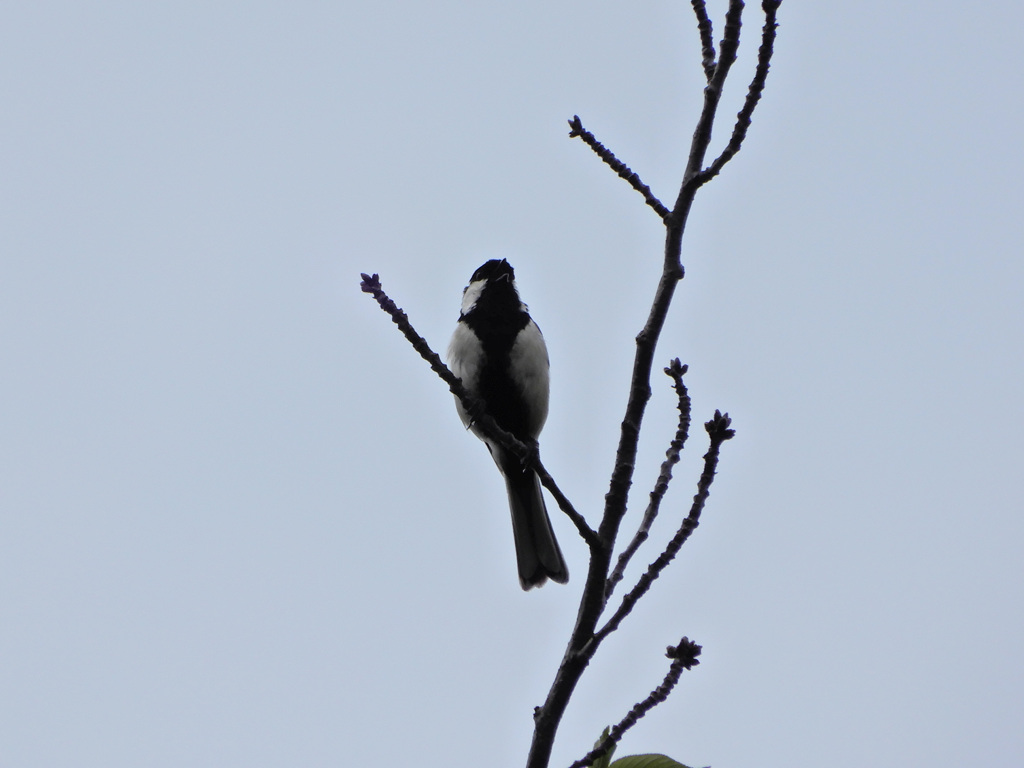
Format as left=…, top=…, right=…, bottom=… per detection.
left=3, top=2, right=1023, bottom=767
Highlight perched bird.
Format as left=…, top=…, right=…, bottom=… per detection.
left=447, top=259, right=569, bottom=590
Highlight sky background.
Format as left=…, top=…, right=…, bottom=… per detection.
left=2, top=1, right=1023, bottom=767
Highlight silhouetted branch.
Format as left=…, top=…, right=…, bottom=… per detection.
left=360, top=272, right=462, bottom=393
left=360, top=273, right=600, bottom=549
left=568, top=116, right=670, bottom=220
left=716, top=0, right=745, bottom=85
left=606, top=359, right=692, bottom=600
left=568, top=639, right=703, bottom=768
left=536, top=456, right=603, bottom=551
left=690, top=0, right=717, bottom=81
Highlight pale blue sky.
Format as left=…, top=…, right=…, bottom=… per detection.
left=2, top=2, right=1023, bottom=767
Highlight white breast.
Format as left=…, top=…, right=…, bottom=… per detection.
left=508, top=319, right=550, bottom=437
left=446, top=321, right=484, bottom=428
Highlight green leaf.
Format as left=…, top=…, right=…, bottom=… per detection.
left=610, top=754, right=694, bottom=768
left=590, top=727, right=615, bottom=768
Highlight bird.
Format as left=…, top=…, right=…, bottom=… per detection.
left=446, top=259, right=569, bottom=590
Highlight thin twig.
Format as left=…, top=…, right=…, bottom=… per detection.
left=536, top=457, right=603, bottom=551
left=690, top=0, right=717, bottom=81
left=715, top=0, right=745, bottom=87
left=606, top=360, right=692, bottom=599
left=360, top=272, right=464, bottom=394
left=568, top=638, right=702, bottom=768
left=568, top=116, right=670, bottom=220
left=593, top=412, right=734, bottom=645
left=360, top=273, right=600, bottom=548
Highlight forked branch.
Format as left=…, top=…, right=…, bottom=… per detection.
left=687, top=0, right=782, bottom=194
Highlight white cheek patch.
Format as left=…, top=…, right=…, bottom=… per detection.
left=508, top=319, right=550, bottom=437
left=446, top=322, right=485, bottom=428
left=460, top=279, right=487, bottom=315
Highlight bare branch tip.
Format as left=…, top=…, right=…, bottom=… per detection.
left=359, top=272, right=381, bottom=293
left=667, top=637, right=703, bottom=669
left=705, top=410, right=736, bottom=440
left=664, top=358, right=689, bottom=378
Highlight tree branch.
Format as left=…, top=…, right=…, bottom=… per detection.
left=363, top=0, right=783, bottom=763
left=536, top=456, right=604, bottom=552
left=568, top=116, right=670, bottom=220
left=595, top=0, right=744, bottom=564
left=527, top=1, right=781, bottom=763
left=690, top=0, right=717, bottom=82
left=359, top=272, right=463, bottom=395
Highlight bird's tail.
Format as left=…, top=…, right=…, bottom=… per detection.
left=503, top=466, right=569, bottom=590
